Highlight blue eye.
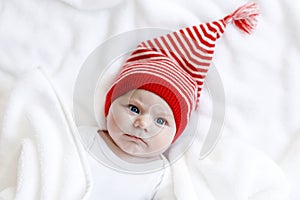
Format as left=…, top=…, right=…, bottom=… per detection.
left=156, top=118, right=166, bottom=125
left=129, top=105, right=140, bottom=114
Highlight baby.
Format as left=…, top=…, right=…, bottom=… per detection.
left=100, top=89, right=176, bottom=163
left=82, top=2, right=259, bottom=199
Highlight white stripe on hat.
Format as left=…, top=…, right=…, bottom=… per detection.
left=119, top=62, right=197, bottom=104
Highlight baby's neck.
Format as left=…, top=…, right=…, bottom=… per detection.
left=98, top=130, right=161, bottom=164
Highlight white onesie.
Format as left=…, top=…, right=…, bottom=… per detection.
left=78, top=126, right=169, bottom=200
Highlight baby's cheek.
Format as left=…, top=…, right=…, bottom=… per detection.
left=152, top=130, right=174, bottom=147
left=112, top=109, right=133, bottom=132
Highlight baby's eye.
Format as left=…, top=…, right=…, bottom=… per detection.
left=129, top=105, right=140, bottom=114
left=155, top=118, right=166, bottom=126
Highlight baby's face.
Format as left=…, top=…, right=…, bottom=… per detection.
left=106, top=89, right=176, bottom=158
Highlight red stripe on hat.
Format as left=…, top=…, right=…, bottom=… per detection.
left=212, top=21, right=226, bottom=38
left=153, top=38, right=165, bottom=52
left=165, top=33, right=211, bottom=78
left=199, top=24, right=217, bottom=42
left=179, top=28, right=213, bottom=61
left=196, top=80, right=205, bottom=88
left=127, top=53, right=162, bottom=63
left=173, top=32, right=211, bottom=67
left=192, top=26, right=215, bottom=50
left=206, top=22, right=217, bottom=33
left=151, top=37, right=187, bottom=69
left=161, top=34, right=192, bottom=71
left=151, top=38, right=183, bottom=66
left=177, top=30, right=213, bottom=62
left=186, top=27, right=214, bottom=54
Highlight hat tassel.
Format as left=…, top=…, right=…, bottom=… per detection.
left=224, top=2, right=260, bottom=34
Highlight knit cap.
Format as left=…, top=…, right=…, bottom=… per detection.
left=104, top=2, right=259, bottom=142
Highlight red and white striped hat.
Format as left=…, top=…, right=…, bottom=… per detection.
left=104, top=2, right=259, bottom=142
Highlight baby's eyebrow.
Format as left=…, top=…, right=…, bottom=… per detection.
left=153, top=111, right=173, bottom=119
left=128, top=98, right=144, bottom=107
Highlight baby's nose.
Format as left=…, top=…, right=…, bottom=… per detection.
left=133, top=115, right=151, bottom=131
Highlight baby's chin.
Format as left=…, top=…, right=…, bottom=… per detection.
left=119, top=142, right=168, bottom=159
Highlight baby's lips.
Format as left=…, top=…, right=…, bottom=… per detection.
left=124, top=133, right=147, bottom=145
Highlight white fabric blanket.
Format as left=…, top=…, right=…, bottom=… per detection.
left=0, top=68, right=92, bottom=199
left=0, top=0, right=299, bottom=199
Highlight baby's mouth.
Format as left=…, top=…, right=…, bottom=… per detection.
left=124, top=134, right=147, bottom=145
